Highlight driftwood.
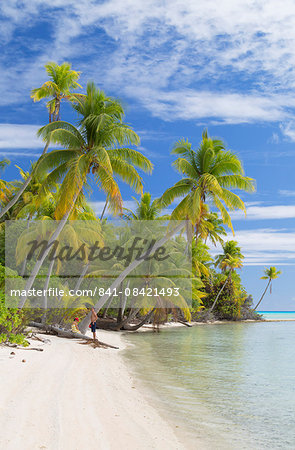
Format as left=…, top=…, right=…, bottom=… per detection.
left=28, top=322, right=119, bottom=349
left=177, top=320, right=192, bottom=327
left=0, top=343, right=43, bottom=351
left=19, top=347, right=44, bottom=351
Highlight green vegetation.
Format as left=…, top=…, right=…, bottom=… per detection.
left=0, top=265, right=28, bottom=345
left=0, top=61, right=273, bottom=344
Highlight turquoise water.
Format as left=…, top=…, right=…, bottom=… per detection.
left=259, top=311, right=295, bottom=320
left=124, top=321, right=295, bottom=449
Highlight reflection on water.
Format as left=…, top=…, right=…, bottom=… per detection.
left=124, top=322, right=295, bottom=449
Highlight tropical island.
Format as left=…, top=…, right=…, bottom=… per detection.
left=0, top=62, right=282, bottom=347
left=0, top=62, right=286, bottom=450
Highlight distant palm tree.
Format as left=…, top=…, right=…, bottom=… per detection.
left=215, top=240, right=243, bottom=270
left=123, top=192, right=167, bottom=220
left=31, top=61, right=82, bottom=122
left=0, top=159, right=11, bottom=206
left=0, top=62, right=82, bottom=221
left=192, top=238, right=212, bottom=278
left=159, top=130, right=255, bottom=239
left=253, top=267, right=282, bottom=311
left=210, top=241, right=244, bottom=312
left=198, top=204, right=227, bottom=246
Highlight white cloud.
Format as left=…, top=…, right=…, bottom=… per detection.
left=279, top=122, right=295, bottom=141
left=0, top=151, right=40, bottom=158
left=3, top=1, right=295, bottom=123
left=279, top=190, right=295, bottom=197
left=0, top=124, right=42, bottom=148
left=133, top=89, right=291, bottom=124
left=235, top=229, right=295, bottom=265
left=211, top=228, right=295, bottom=265
left=232, top=205, right=295, bottom=221
left=269, top=132, right=279, bottom=144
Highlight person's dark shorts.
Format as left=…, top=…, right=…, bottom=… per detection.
left=90, top=322, right=97, bottom=333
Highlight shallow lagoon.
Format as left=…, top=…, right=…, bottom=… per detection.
left=124, top=321, right=295, bottom=449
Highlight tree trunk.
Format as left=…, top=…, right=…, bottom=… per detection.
left=102, top=295, right=114, bottom=318
left=79, top=221, right=185, bottom=333
left=53, top=98, right=61, bottom=122
left=253, top=279, right=271, bottom=311
left=100, top=196, right=109, bottom=220
left=28, top=321, right=119, bottom=348
left=73, top=261, right=89, bottom=292
left=19, top=189, right=81, bottom=308
left=121, top=281, right=129, bottom=318
left=114, top=307, right=140, bottom=330
left=209, top=270, right=232, bottom=313
left=116, top=282, right=125, bottom=323
left=121, top=308, right=155, bottom=331
left=0, top=141, right=50, bottom=220
left=20, top=218, right=31, bottom=276
left=41, top=258, right=55, bottom=324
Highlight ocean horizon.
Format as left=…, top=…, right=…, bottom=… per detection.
left=259, top=311, right=295, bottom=320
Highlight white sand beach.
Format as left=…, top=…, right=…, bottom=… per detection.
left=0, top=330, right=188, bottom=450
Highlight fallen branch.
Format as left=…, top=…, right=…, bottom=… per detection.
left=19, top=347, right=44, bottom=352
left=28, top=332, right=50, bottom=343
left=177, top=320, right=192, bottom=327
left=28, top=322, right=119, bottom=349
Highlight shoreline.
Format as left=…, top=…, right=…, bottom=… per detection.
left=1, top=319, right=294, bottom=449
left=0, top=329, right=190, bottom=450
left=138, top=318, right=295, bottom=333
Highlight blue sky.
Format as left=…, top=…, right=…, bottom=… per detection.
left=0, top=0, right=295, bottom=309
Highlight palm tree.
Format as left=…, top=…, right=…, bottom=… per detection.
left=210, top=241, right=244, bottom=312
left=31, top=61, right=82, bottom=122
left=215, top=240, right=243, bottom=270
left=253, top=267, right=282, bottom=311
left=0, top=62, right=82, bottom=221
left=36, top=82, right=152, bottom=219
left=199, top=206, right=227, bottom=246
left=159, top=130, right=255, bottom=239
left=192, top=238, right=212, bottom=278
left=19, top=82, right=152, bottom=305
left=123, top=192, right=167, bottom=220
left=0, top=159, right=11, bottom=207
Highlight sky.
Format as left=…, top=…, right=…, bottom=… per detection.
left=0, top=0, right=295, bottom=309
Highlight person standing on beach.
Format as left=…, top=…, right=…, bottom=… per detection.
left=90, top=308, right=98, bottom=340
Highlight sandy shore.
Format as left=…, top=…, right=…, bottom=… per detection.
left=0, top=329, right=187, bottom=450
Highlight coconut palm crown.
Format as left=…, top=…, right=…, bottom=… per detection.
left=159, top=130, right=255, bottom=234
left=35, top=82, right=153, bottom=219
left=123, top=192, right=167, bottom=220
left=215, top=240, right=244, bottom=272
left=31, top=62, right=82, bottom=122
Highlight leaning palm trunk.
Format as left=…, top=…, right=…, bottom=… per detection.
left=122, top=308, right=156, bottom=331
left=41, top=258, right=55, bottom=324
left=20, top=218, right=31, bottom=276
left=79, top=221, right=185, bottom=334
left=0, top=141, right=50, bottom=220
left=253, top=279, right=271, bottom=311
left=73, top=262, right=89, bottom=292
left=210, top=270, right=232, bottom=313
left=19, top=189, right=81, bottom=308
left=102, top=295, right=114, bottom=318
left=100, top=196, right=109, bottom=220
